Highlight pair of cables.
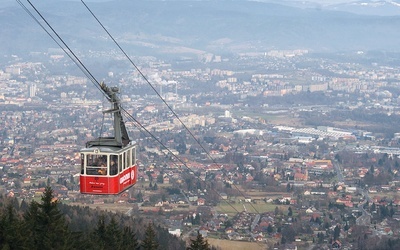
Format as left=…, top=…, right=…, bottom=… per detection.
left=16, top=0, right=263, bottom=217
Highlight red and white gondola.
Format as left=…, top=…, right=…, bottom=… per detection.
left=79, top=83, right=137, bottom=195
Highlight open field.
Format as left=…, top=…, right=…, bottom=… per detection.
left=207, top=238, right=268, bottom=250
left=215, top=190, right=289, bottom=215
left=266, top=115, right=304, bottom=127
left=244, top=190, right=288, bottom=198
left=69, top=202, right=134, bottom=214
left=236, top=111, right=303, bottom=126
left=216, top=202, right=283, bottom=215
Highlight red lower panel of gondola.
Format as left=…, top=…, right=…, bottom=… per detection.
left=80, top=165, right=137, bottom=195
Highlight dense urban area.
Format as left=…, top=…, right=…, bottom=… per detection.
left=2, top=48, right=400, bottom=250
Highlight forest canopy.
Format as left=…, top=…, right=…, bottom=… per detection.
left=0, top=186, right=186, bottom=250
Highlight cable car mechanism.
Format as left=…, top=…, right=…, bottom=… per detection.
left=79, top=82, right=137, bottom=195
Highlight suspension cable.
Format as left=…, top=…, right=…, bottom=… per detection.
left=19, top=0, right=107, bottom=100
left=18, top=0, right=240, bottom=215
left=120, top=108, right=239, bottom=214
left=80, top=0, right=261, bottom=215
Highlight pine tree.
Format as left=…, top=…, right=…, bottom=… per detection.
left=92, top=215, right=107, bottom=249
left=0, top=203, right=24, bottom=249
left=141, top=223, right=159, bottom=250
left=193, top=213, right=201, bottom=225
left=121, top=226, right=140, bottom=250
left=21, top=199, right=40, bottom=248
left=267, top=224, right=274, bottom=234
left=288, top=207, right=293, bottom=217
left=0, top=193, right=184, bottom=250
left=333, top=225, right=341, bottom=240
left=104, top=217, right=123, bottom=249
left=22, top=186, right=71, bottom=249
left=187, top=231, right=210, bottom=250
left=92, top=215, right=139, bottom=250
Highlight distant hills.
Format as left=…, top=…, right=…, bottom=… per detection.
left=270, top=0, right=400, bottom=16
left=324, top=0, right=400, bottom=16
left=2, top=0, right=400, bottom=57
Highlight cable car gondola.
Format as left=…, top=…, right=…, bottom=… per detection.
left=79, top=82, right=137, bottom=195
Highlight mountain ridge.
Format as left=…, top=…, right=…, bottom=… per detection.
left=3, top=0, right=400, bottom=57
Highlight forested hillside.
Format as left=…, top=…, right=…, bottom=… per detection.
left=0, top=187, right=187, bottom=249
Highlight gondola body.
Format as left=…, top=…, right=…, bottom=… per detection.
left=80, top=143, right=137, bottom=194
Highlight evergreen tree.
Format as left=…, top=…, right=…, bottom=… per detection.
left=370, top=202, right=376, bottom=213
left=22, top=186, right=72, bottom=250
left=193, top=213, right=201, bottom=225
left=21, top=198, right=40, bottom=248
left=136, top=191, right=144, bottom=202
left=0, top=203, right=24, bottom=250
left=390, top=206, right=395, bottom=217
left=121, top=226, right=140, bottom=250
left=141, top=223, right=159, bottom=250
left=333, top=225, right=340, bottom=240
left=92, top=215, right=107, bottom=249
left=105, top=217, right=122, bottom=249
left=187, top=231, right=210, bottom=250
left=288, top=207, right=293, bottom=217
left=267, top=224, right=274, bottom=234
left=274, top=206, right=279, bottom=216
left=317, top=232, right=324, bottom=244
left=0, top=190, right=184, bottom=250
left=91, top=215, right=140, bottom=250
left=286, top=183, right=291, bottom=192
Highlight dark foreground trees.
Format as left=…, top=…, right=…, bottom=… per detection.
left=22, top=186, right=73, bottom=249
left=141, top=223, right=160, bottom=250
left=187, top=231, right=211, bottom=250
left=0, top=186, right=184, bottom=250
left=91, top=215, right=140, bottom=250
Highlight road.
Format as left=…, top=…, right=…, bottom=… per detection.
left=333, top=160, right=345, bottom=184
left=355, top=188, right=372, bottom=226
left=334, top=160, right=371, bottom=226
left=356, top=201, right=371, bottom=226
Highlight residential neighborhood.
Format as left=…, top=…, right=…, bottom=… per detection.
left=2, top=48, right=400, bottom=249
